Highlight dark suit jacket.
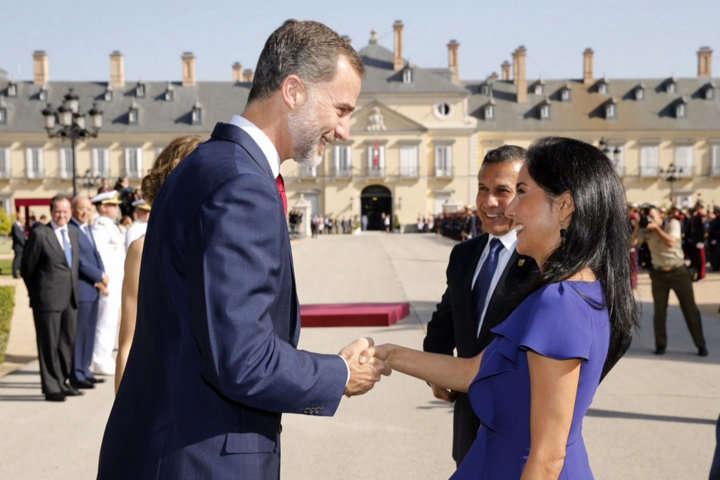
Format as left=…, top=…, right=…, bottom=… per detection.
left=69, top=218, right=105, bottom=303
left=98, top=122, right=348, bottom=480
left=11, top=222, right=25, bottom=252
left=423, top=233, right=537, bottom=462
left=20, top=223, right=79, bottom=311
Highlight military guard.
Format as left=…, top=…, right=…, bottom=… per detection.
left=125, top=199, right=150, bottom=250
left=90, top=191, right=126, bottom=375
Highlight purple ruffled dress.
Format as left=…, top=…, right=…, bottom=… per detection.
left=452, top=280, right=609, bottom=480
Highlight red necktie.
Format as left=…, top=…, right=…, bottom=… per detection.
left=276, top=174, right=288, bottom=216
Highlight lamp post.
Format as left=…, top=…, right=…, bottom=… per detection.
left=659, top=163, right=684, bottom=205
left=599, top=137, right=622, bottom=171
left=41, top=88, right=103, bottom=197
left=82, top=168, right=103, bottom=195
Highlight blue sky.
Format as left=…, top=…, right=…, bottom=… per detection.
left=2, top=0, right=718, bottom=83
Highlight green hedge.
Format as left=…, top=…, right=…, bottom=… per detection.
left=0, top=286, right=15, bottom=363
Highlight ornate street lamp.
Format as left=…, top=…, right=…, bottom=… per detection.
left=81, top=168, right=102, bottom=195
left=599, top=137, right=621, bottom=170
left=659, top=163, right=684, bottom=205
left=41, top=88, right=103, bottom=196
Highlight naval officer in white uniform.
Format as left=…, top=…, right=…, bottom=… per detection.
left=125, top=199, right=150, bottom=251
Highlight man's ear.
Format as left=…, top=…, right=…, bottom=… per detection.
left=280, top=75, right=307, bottom=111
left=557, top=191, right=575, bottom=227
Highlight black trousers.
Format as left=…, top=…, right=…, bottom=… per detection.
left=12, top=248, right=23, bottom=278
left=649, top=267, right=706, bottom=350
left=73, top=300, right=99, bottom=382
left=32, top=307, right=77, bottom=394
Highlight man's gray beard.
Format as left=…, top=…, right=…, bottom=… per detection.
left=288, top=96, right=323, bottom=170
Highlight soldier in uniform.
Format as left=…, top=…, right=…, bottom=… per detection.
left=90, top=191, right=126, bottom=375
left=124, top=199, right=150, bottom=251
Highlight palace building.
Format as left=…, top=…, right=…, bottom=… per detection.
left=0, top=22, right=718, bottom=228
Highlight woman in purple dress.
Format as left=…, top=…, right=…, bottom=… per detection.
left=376, top=137, right=636, bottom=479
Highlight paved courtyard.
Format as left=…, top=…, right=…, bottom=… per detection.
left=1, top=232, right=719, bottom=479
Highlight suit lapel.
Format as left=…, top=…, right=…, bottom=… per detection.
left=211, top=122, right=274, bottom=180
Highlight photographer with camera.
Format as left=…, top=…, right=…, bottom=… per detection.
left=631, top=206, right=708, bottom=356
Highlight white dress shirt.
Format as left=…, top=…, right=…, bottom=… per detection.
left=229, top=115, right=350, bottom=386
left=229, top=115, right=280, bottom=179
left=471, top=229, right=518, bottom=337
left=50, top=221, right=72, bottom=254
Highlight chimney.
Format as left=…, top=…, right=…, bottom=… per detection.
left=393, top=20, right=404, bottom=72
left=243, top=69, right=254, bottom=83
left=182, top=52, right=196, bottom=87
left=512, top=49, right=519, bottom=85
left=583, top=48, right=594, bottom=85
left=698, top=46, right=713, bottom=77
left=33, top=50, right=48, bottom=85
left=447, top=39, right=460, bottom=85
left=232, top=62, right=243, bottom=83
left=110, top=51, right=125, bottom=89
left=501, top=61, right=511, bottom=81
left=515, top=46, right=527, bottom=104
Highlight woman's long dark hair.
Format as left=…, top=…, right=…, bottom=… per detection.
left=526, top=137, right=637, bottom=380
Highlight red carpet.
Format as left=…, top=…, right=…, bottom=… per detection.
left=300, top=302, right=411, bottom=327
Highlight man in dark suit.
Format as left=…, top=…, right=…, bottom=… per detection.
left=68, top=196, right=108, bottom=388
left=424, top=145, right=537, bottom=465
left=98, top=20, right=387, bottom=479
left=21, top=194, right=82, bottom=402
left=11, top=212, right=26, bottom=278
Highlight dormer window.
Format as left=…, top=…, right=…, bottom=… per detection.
left=605, top=98, right=617, bottom=120
left=704, top=83, right=715, bottom=100
left=538, top=99, right=551, bottom=120
left=191, top=101, right=203, bottom=125
left=402, top=67, right=414, bottom=84
left=532, top=80, right=545, bottom=96
left=484, top=100, right=496, bottom=121
left=634, top=84, right=644, bottom=101
left=596, top=79, right=608, bottom=95
left=104, top=87, right=113, bottom=102
left=164, top=84, right=174, bottom=102
left=38, top=86, right=47, bottom=102
left=136, top=82, right=145, bottom=98
left=480, top=83, right=492, bottom=96
left=666, top=78, right=676, bottom=94
left=560, top=85, right=572, bottom=102
left=0, top=103, right=7, bottom=125
left=6, top=81, right=17, bottom=97
left=128, top=102, right=139, bottom=124
left=675, top=98, right=687, bottom=119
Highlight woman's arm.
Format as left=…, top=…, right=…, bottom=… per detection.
left=521, top=351, right=581, bottom=480
left=114, top=236, right=144, bottom=394
left=375, top=344, right=482, bottom=393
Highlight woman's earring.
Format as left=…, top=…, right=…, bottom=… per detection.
left=560, top=228, right=567, bottom=247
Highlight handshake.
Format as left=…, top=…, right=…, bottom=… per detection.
left=339, top=337, right=392, bottom=397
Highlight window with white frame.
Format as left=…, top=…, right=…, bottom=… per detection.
left=366, top=143, right=385, bottom=176
left=25, top=147, right=44, bottom=178
left=674, top=145, right=694, bottom=177
left=299, top=163, right=317, bottom=178
left=435, top=144, right=453, bottom=177
left=59, top=147, right=73, bottom=179
left=92, top=148, right=110, bottom=178
left=334, top=145, right=352, bottom=177
left=434, top=193, right=450, bottom=214
left=640, top=145, right=659, bottom=177
left=400, top=145, right=419, bottom=177
left=125, top=147, right=143, bottom=179
left=540, top=104, right=550, bottom=120
left=711, top=144, right=720, bottom=176
left=0, top=147, right=10, bottom=178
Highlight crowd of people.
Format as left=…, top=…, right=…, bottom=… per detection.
left=13, top=137, right=201, bottom=402
left=310, top=214, right=357, bottom=236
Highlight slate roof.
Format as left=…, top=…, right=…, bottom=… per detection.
left=466, top=77, right=720, bottom=132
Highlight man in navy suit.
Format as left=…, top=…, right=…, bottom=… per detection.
left=69, top=196, right=108, bottom=388
left=98, top=20, right=387, bottom=479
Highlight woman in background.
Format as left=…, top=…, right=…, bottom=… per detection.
left=114, top=136, right=202, bottom=393
left=375, top=137, right=636, bottom=479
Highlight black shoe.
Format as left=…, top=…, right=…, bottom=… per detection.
left=653, top=347, right=666, bottom=355
left=698, top=346, right=709, bottom=357
left=88, top=377, right=105, bottom=384
left=71, top=379, right=95, bottom=389
left=45, top=392, right=66, bottom=402
left=62, top=384, right=84, bottom=396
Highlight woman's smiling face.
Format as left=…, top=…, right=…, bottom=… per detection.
left=506, top=165, right=573, bottom=267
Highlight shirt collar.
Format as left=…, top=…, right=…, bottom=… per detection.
left=50, top=221, right=66, bottom=233
left=229, top=115, right=281, bottom=178
left=488, top=229, right=517, bottom=251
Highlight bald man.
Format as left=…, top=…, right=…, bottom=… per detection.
left=69, top=196, right=109, bottom=388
